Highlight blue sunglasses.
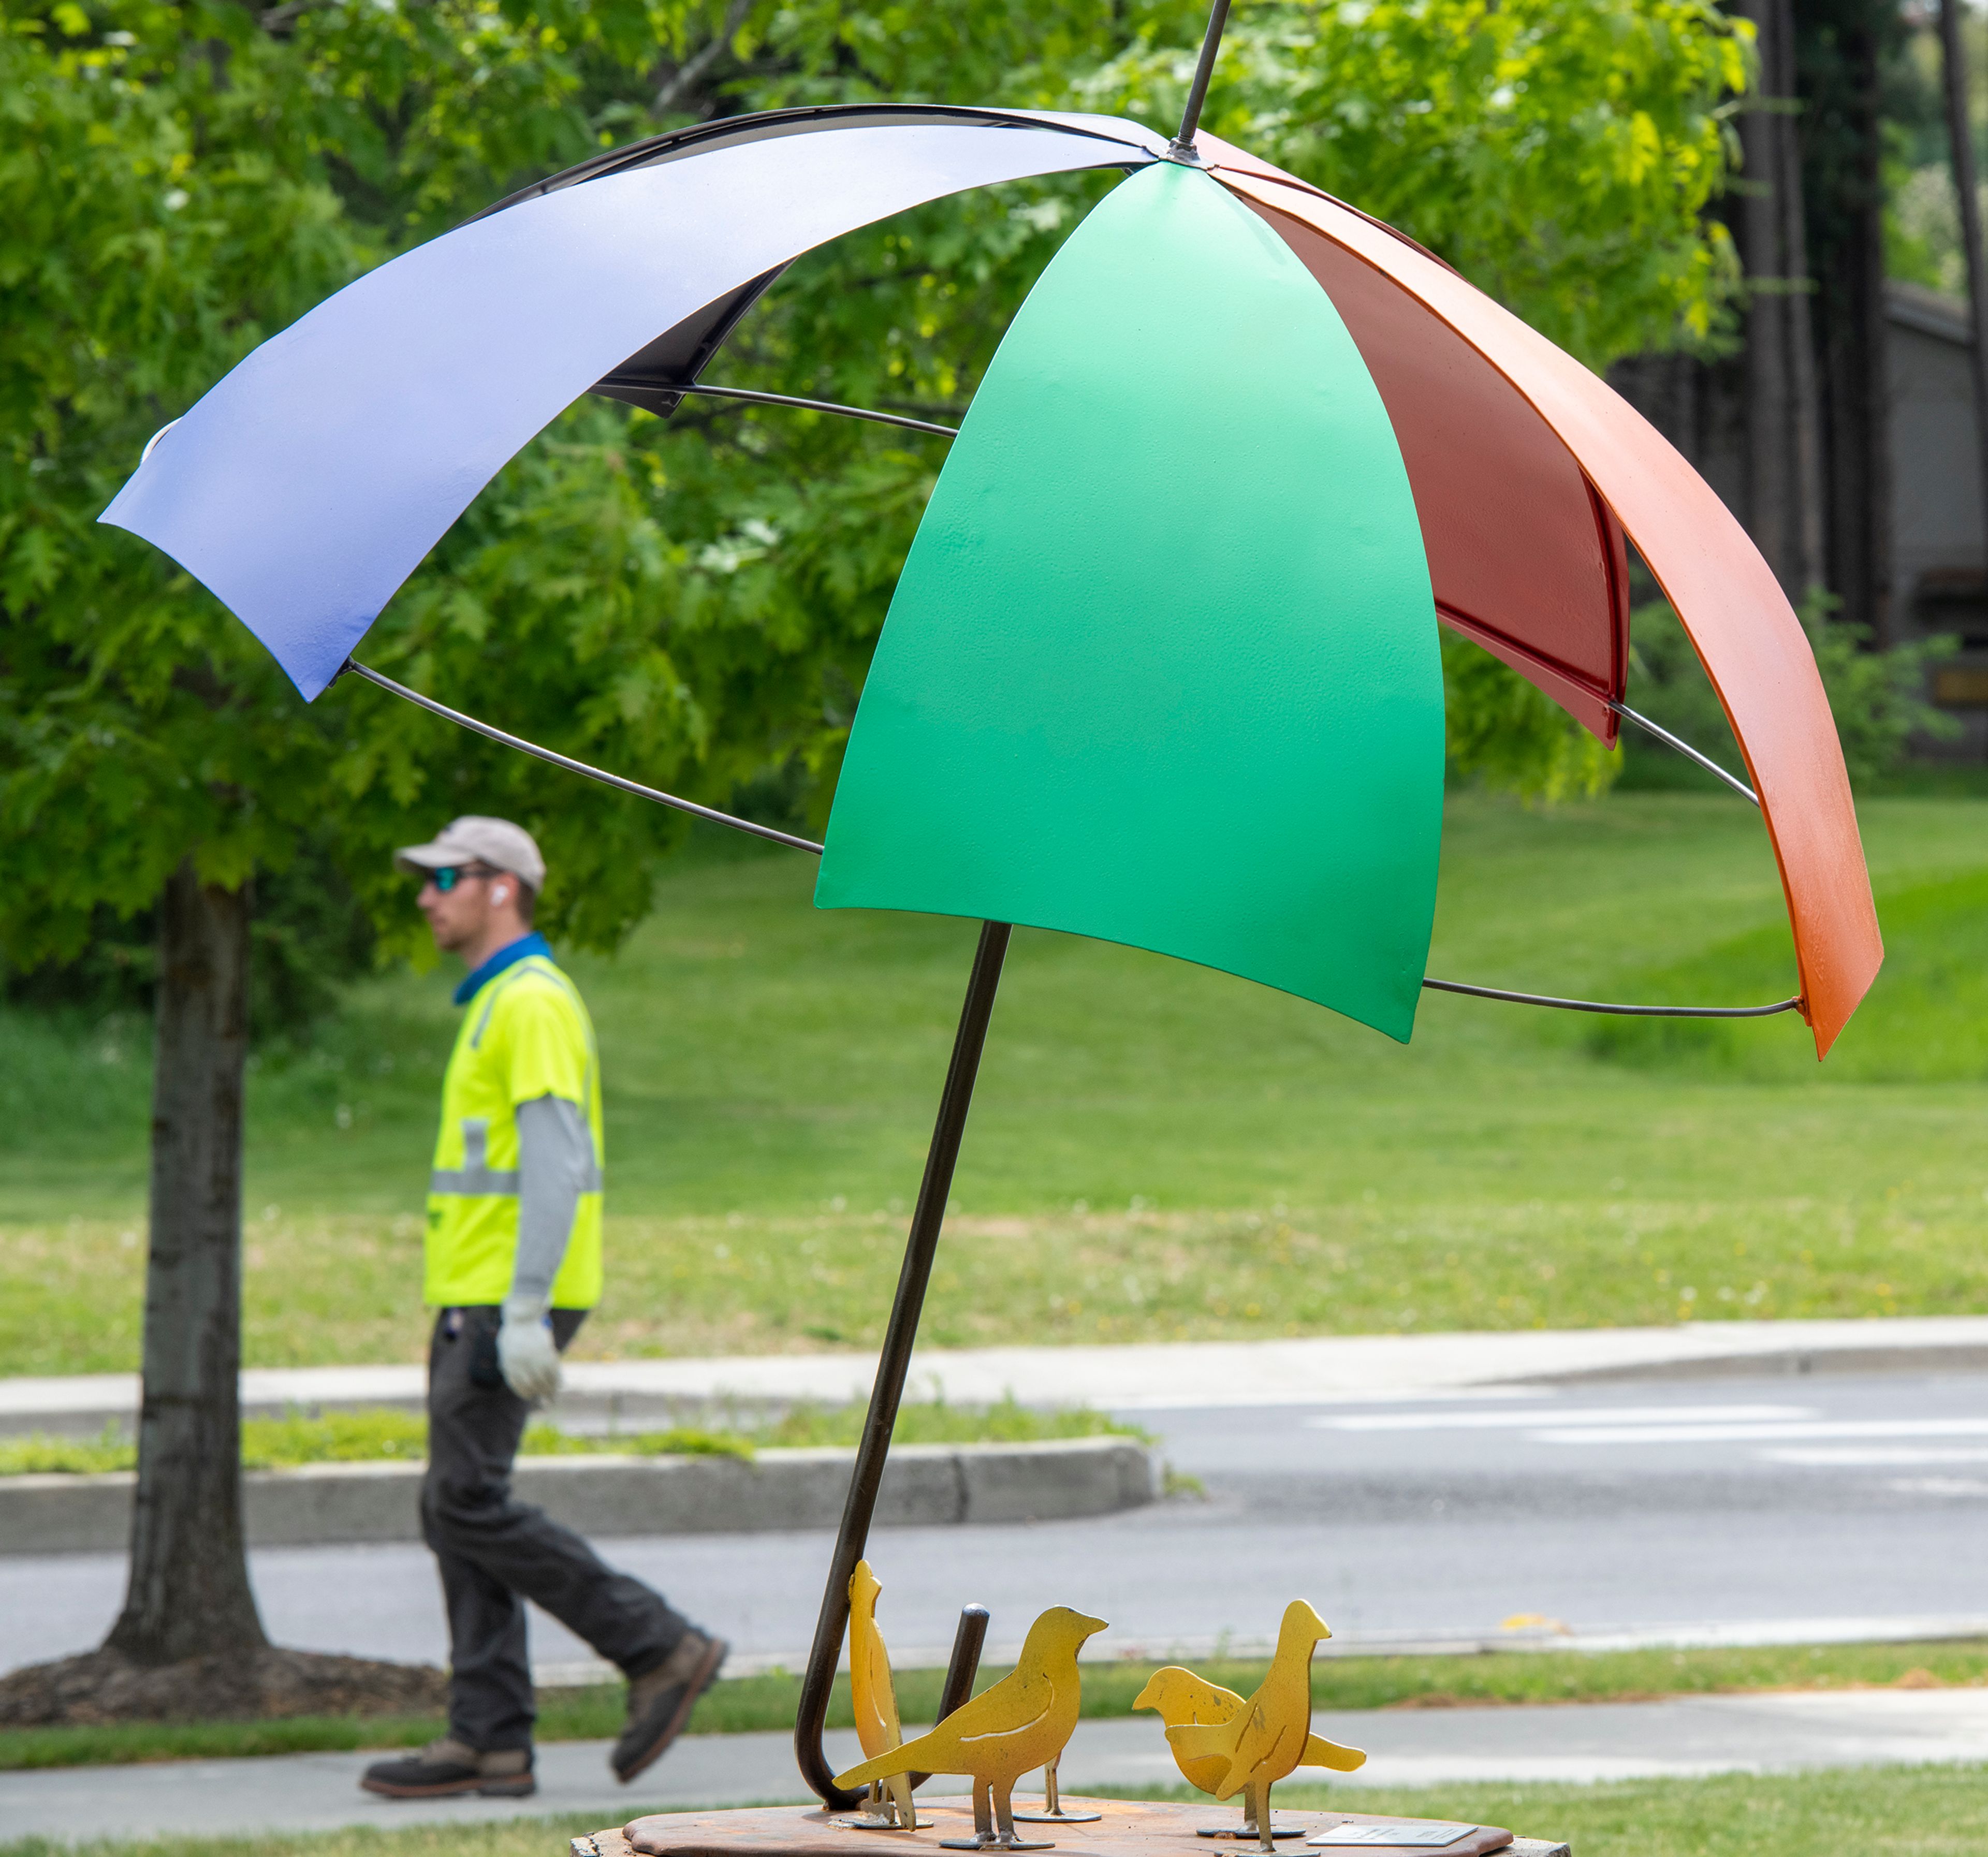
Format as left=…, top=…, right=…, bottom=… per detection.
left=427, top=864, right=498, bottom=893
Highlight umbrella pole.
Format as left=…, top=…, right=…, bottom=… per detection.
left=1168, top=0, right=1233, bottom=158
left=794, top=920, right=1013, bottom=1809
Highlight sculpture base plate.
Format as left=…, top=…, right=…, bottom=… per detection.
left=583, top=1794, right=1566, bottom=1857
left=1013, top=1811, right=1103, bottom=1824
left=1195, top=1824, right=1306, bottom=1840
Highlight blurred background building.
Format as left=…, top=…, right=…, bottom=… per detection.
left=1615, top=0, right=1988, bottom=762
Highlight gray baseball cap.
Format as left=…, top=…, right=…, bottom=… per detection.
left=394, top=815, right=546, bottom=889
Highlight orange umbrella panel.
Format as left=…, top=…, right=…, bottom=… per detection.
left=1202, top=144, right=1883, bottom=1058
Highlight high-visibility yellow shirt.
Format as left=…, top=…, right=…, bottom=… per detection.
left=425, top=953, right=604, bottom=1308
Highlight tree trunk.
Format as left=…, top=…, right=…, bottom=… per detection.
left=1612, top=2, right=1893, bottom=638
left=1738, top=0, right=1829, bottom=599
left=1941, top=0, right=1988, bottom=591
left=1794, top=0, right=1896, bottom=644
left=104, top=860, right=268, bottom=1665
left=1778, top=0, right=1828, bottom=602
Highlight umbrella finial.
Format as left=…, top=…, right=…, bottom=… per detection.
left=1167, top=0, right=1233, bottom=162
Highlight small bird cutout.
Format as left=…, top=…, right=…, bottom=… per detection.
left=1153, top=1602, right=1366, bottom=1851
left=847, top=1559, right=917, bottom=1829
left=834, top=1605, right=1108, bottom=1849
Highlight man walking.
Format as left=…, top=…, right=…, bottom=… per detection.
left=361, top=815, right=726, bottom=1800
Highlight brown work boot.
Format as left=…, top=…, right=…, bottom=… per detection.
left=612, top=1630, right=728, bottom=1782
left=360, top=1735, right=535, bottom=1798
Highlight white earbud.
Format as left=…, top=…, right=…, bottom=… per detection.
left=491, top=885, right=509, bottom=904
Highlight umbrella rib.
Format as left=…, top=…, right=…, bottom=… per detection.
left=336, top=675, right=1795, bottom=1021
left=672, top=383, right=959, bottom=437
left=1422, top=977, right=1802, bottom=1019
left=337, top=660, right=826, bottom=857
left=1611, top=701, right=1760, bottom=805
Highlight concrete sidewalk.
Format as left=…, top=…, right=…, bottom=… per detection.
left=7, top=1689, right=1988, bottom=1844
left=6, top=1314, right=1987, bottom=1437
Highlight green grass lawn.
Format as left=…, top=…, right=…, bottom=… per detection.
left=3, top=791, right=1985, bottom=1373
left=7, top=1766, right=1988, bottom=1857
left=3, top=1639, right=1980, bottom=1772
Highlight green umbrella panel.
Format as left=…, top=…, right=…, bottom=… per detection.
left=815, top=160, right=1445, bottom=1043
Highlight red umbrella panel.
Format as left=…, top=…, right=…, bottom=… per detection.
left=1196, top=135, right=1883, bottom=1059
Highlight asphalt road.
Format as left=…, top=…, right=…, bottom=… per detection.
left=3, top=1372, right=1984, bottom=1676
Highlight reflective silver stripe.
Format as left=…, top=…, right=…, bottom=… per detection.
left=429, top=1167, right=522, bottom=1195
left=432, top=1164, right=598, bottom=1196
left=430, top=1116, right=521, bottom=1196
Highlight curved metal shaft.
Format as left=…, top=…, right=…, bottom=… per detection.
left=680, top=384, right=959, bottom=437
left=1423, top=976, right=1801, bottom=1018
left=339, top=660, right=824, bottom=856
left=1612, top=701, right=1759, bottom=806
left=346, top=664, right=1797, bottom=1025
left=794, top=923, right=1012, bottom=1808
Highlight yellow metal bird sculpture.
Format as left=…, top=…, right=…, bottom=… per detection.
left=834, top=1605, right=1108, bottom=1850
left=1160, top=1602, right=1364, bottom=1851
left=846, top=1559, right=917, bottom=1830
left=1135, top=1661, right=1365, bottom=1841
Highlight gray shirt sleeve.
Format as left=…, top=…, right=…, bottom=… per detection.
left=511, top=1093, right=596, bottom=1308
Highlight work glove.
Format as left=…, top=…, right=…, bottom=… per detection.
left=497, top=1296, right=562, bottom=1402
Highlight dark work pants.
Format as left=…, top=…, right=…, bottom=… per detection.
left=424, top=1307, right=691, bottom=1751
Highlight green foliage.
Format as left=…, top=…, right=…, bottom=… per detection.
left=1882, top=1, right=1980, bottom=294
left=0, top=0, right=367, bottom=962
left=1587, top=865, right=1988, bottom=1080
left=764, top=1390, right=1143, bottom=1447
left=0, top=1708, right=461, bottom=1773
left=1, top=0, right=1753, bottom=982
left=2, top=854, right=375, bottom=1038
left=1440, top=634, right=1617, bottom=802
left=239, top=1407, right=443, bottom=1468
left=1614, top=598, right=1747, bottom=794
left=0, top=1396, right=1132, bottom=1473
left=10, top=1767, right=1988, bottom=1857
left=1618, top=597, right=1956, bottom=796
left=519, top=1419, right=757, bottom=1459
left=1074, top=0, right=1749, bottom=367
left=3, top=1634, right=1982, bottom=1768
left=1807, top=617, right=1960, bottom=791
left=0, top=1424, right=133, bottom=1476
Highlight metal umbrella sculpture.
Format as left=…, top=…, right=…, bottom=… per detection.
left=102, top=0, right=1882, bottom=1818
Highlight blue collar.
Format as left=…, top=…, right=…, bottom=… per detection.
left=454, top=931, right=553, bottom=1006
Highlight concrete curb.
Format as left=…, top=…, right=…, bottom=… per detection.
left=0, top=1435, right=1156, bottom=1556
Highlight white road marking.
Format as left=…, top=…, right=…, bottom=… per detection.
left=1764, top=1445, right=1988, bottom=1466
left=1309, top=1403, right=1810, bottom=1433
left=1536, top=1417, right=1988, bottom=1445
